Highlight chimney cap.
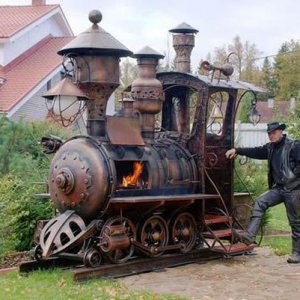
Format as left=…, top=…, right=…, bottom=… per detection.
left=133, top=46, right=164, bottom=59
left=58, top=10, right=132, bottom=57
left=169, top=22, right=198, bottom=34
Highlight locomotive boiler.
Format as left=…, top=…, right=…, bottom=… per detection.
left=34, top=9, right=265, bottom=268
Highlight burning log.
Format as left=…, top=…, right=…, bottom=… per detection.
left=122, top=162, right=144, bottom=187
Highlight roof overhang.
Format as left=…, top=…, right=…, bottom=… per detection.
left=4, top=6, right=73, bottom=42
left=6, top=65, right=63, bottom=117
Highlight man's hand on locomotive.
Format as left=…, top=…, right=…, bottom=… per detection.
left=225, top=148, right=237, bottom=159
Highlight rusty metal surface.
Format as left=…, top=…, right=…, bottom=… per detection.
left=169, top=22, right=199, bottom=34
left=131, top=47, right=164, bottom=139
left=19, top=249, right=220, bottom=280
left=133, top=46, right=164, bottom=59
left=42, top=78, right=88, bottom=99
left=72, top=249, right=220, bottom=281
left=49, top=137, right=110, bottom=219
left=158, top=71, right=266, bottom=93
left=58, top=10, right=132, bottom=57
left=197, top=74, right=267, bottom=92
left=106, top=116, right=145, bottom=146
left=110, top=193, right=219, bottom=204
left=30, top=8, right=268, bottom=272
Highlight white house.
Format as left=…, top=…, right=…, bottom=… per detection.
left=0, top=0, right=74, bottom=121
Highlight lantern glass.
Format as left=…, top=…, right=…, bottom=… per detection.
left=247, top=107, right=261, bottom=125
left=52, top=95, right=81, bottom=119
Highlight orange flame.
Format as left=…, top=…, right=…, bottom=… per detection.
left=122, top=162, right=144, bottom=187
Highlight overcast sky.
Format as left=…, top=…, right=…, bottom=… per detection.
left=1, top=0, right=300, bottom=72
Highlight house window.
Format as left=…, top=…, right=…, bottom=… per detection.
left=47, top=80, right=51, bottom=91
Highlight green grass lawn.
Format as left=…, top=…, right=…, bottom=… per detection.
left=0, top=203, right=293, bottom=299
left=266, top=203, right=290, bottom=231
left=0, top=270, right=186, bottom=300
left=261, top=203, right=291, bottom=255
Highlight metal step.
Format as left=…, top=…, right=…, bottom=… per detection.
left=210, top=243, right=256, bottom=255
left=203, top=214, right=232, bottom=225
left=202, top=228, right=232, bottom=239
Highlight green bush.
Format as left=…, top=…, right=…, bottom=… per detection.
left=234, top=159, right=268, bottom=197
left=0, top=116, right=72, bottom=179
left=0, top=117, right=74, bottom=254
left=233, top=160, right=271, bottom=228
left=0, top=175, right=54, bottom=254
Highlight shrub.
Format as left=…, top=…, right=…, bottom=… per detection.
left=234, top=159, right=268, bottom=197
left=0, top=116, right=73, bottom=179
left=0, top=175, right=54, bottom=253
left=233, top=159, right=271, bottom=229
left=0, top=118, right=73, bottom=254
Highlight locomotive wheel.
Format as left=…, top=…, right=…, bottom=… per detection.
left=139, top=215, right=169, bottom=257
left=100, top=216, right=136, bottom=264
left=83, top=248, right=102, bottom=268
left=171, top=212, right=197, bottom=253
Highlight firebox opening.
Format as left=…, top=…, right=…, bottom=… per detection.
left=115, top=161, right=149, bottom=189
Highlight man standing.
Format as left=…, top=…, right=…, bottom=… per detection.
left=226, top=122, right=300, bottom=263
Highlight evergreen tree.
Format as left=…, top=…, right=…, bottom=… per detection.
left=274, top=40, right=300, bottom=99
left=261, top=57, right=277, bottom=98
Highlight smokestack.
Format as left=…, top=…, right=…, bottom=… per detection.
left=57, top=10, right=132, bottom=137
left=32, top=0, right=46, bottom=5
left=169, top=22, right=198, bottom=73
left=131, top=46, right=164, bottom=139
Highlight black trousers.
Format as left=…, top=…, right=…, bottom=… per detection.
left=251, top=187, right=300, bottom=251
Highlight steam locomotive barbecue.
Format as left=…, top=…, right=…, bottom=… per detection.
left=32, top=10, right=266, bottom=270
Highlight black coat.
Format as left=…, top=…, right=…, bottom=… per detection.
left=236, top=135, right=300, bottom=191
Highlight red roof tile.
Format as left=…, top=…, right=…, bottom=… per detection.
left=257, top=101, right=290, bottom=123
left=0, top=5, right=59, bottom=38
left=0, top=36, right=73, bottom=112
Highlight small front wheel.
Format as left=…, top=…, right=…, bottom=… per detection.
left=34, top=244, right=43, bottom=261
left=83, top=248, right=102, bottom=268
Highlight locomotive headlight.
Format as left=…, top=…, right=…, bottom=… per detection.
left=43, top=78, right=89, bottom=127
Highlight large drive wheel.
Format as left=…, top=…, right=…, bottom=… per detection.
left=100, top=216, right=136, bottom=264
left=139, top=215, right=169, bottom=256
left=171, top=212, right=197, bottom=253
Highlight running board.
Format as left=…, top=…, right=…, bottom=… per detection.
left=210, top=243, right=256, bottom=255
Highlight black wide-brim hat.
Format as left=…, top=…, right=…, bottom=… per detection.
left=267, top=122, right=286, bottom=133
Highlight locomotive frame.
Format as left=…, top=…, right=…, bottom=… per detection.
left=28, top=10, right=266, bottom=273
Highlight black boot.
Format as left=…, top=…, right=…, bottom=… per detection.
left=287, top=252, right=300, bottom=263
left=233, top=218, right=261, bottom=245
left=287, top=239, right=300, bottom=263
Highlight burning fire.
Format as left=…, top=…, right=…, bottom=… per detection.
left=122, top=161, right=144, bottom=187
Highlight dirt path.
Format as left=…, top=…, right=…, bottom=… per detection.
left=120, top=247, right=300, bottom=300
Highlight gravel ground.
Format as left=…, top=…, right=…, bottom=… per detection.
left=120, top=247, right=300, bottom=300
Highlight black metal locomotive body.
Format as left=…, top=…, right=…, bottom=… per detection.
left=34, top=10, right=265, bottom=267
